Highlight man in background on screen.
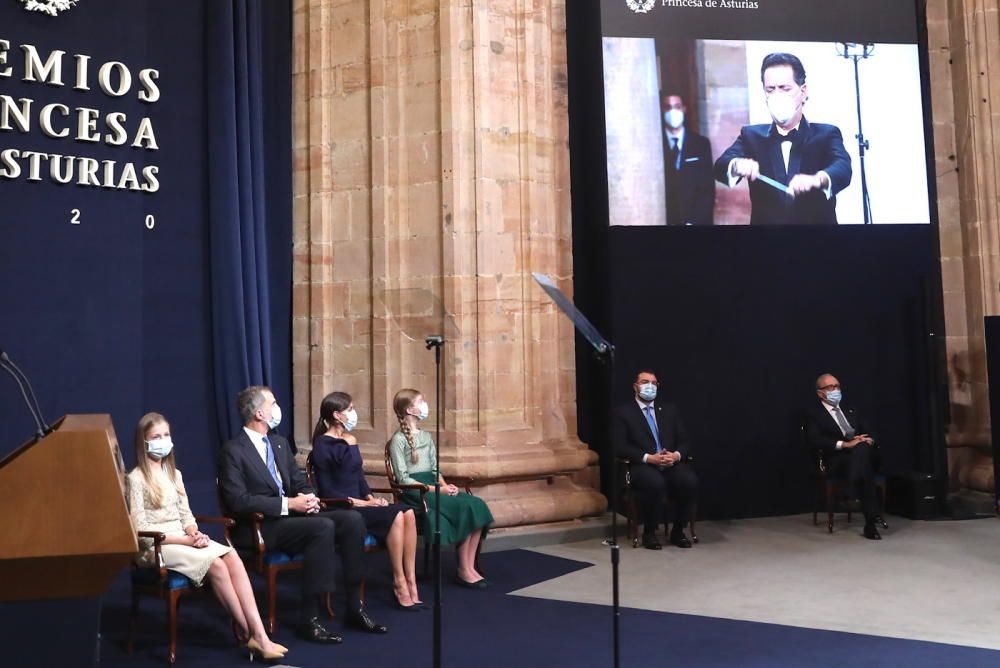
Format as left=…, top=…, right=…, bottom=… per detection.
left=613, top=370, right=698, bottom=549
left=713, top=52, right=852, bottom=225
left=662, top=93, right=715, bottom=225
left=804, top=373, right=885, bottom=540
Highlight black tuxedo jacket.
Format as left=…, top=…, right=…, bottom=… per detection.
left=219, top=430, right=312, bottom=542
left=613, top=400, right=693, bottom=463
left=803, top=400, right=873, bottom=456
left=664, top=129, right=715, bottom=226
left=713, top=117, right=852, bottom=225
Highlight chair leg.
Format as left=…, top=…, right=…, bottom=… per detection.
left=166, top=590, right=181, bottom=664
left=266, top=569, right=277, bottom=635
left=324, top=592, right=335, bottom=619
left=127, top=589, right=140, bottom=655
left=825, top=484, right=835, bottom=533
left=877, top=481, right=888, bottom=528
left=690, top=504, right=698, bottom=544
left=423, top=539, right=431, bottom=580
left=359, top=580, right=366, bottom=606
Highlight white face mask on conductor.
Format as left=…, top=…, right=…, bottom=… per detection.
left=766, top=94, right=799, bottom=126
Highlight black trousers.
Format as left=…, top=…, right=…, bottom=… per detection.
left=629, top=461, right=698, bottom=534
left=828, top=443, right=879, bottom=522
left=257, top=508, right=367, bottom=614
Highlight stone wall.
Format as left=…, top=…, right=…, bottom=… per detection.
left=932, top=0, right=997, bottom=495
left=291, top=0, right=606, bottom=529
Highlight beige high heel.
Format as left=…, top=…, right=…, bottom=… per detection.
left=246, top=637, right=287, bottom=661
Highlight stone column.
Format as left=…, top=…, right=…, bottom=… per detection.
left=932, top=0, right=999, bottom=494
left=292, top=0, right=606, bottom=528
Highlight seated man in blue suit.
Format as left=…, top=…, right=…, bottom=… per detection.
left=714, top=52, right=852, bottom=225
left=613, top=370, right=698, bottom=549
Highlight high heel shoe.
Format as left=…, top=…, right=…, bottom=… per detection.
left=392, top=591, right=421, bottom=611
left=246, top=638, right=287, bottom=662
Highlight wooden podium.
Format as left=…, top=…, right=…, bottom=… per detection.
left=0, top=414, right=138, bottom=600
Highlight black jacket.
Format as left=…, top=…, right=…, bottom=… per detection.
left=613, top=400, right=693, bottom=463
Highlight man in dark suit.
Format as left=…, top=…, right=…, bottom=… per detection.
left=219, top=385, right=387, bottom=642
left=613, top=370, right=698, bottom=549
left=662, top=93, right=715, bottom=225
left=713, top=52, right=852, bottom=225
left=804, top=373, right=883, bottom=540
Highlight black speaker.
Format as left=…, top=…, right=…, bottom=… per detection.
left=983, top=316, right=1000, bottom=513
left=885, top=471, right=941, bottom=519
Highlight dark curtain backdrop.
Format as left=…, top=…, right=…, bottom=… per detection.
left=205, top=1, right=293, bottom=447
left=0, top=0, right=291, bottom=517
left=567, top=0, right=946, bottom=519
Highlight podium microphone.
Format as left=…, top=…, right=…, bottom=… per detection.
left=425, top=335, right=444, bottom=349
left=0, top=349, right=51, bottom=438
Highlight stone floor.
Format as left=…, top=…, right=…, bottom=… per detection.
left=513, top=513, right=1000, bottom=650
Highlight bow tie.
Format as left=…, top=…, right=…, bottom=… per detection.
left=772, top=127, right=800, bottom=143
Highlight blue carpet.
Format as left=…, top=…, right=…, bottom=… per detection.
left=100, top=548, right=1000, bottom=667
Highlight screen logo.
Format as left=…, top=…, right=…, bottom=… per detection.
left=626, top=0, right=656, bottom=13
left=20, top=0, right=79, bottom=17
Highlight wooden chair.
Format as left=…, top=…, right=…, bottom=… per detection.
left=812, top=448, right=888, bottom=533
left=617, top=456, right=698, bottom=548
left=383, top=440, right=487, bottom=577
left=216, top=480, right=325, bottom=634
left=126, top=515, right=235, bottom=664
left=305, top=454, right=386, bottom=601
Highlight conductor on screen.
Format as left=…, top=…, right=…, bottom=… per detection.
left=713, top=53, right=852, bottom=225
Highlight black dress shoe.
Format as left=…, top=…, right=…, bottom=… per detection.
left=863, top=525, right=882, bottom=540
left=296, top=617, right=343, bottom=644
left=641, top=534, right=662, bottom=550
left=874, top=515, right=888, bottom=529
left=345, top=609, right=388, bottom=634
left=669, top=532, right=693, bottom=548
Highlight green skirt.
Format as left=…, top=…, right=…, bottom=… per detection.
left=404, top=472, right=494, bottom=546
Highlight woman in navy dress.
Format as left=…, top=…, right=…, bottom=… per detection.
left=311, top=391, right=422, bottom=609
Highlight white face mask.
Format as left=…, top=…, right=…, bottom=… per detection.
left=664, top=109, right=685, bottom=129
left=266, top=403, right=282, bottom=430
left=637, top=383, right=657, bottom=402
left=146, top=436, right=173, bottom=459
left=340, top=409, right=358, bottom=432
left=766, top=94, right=799, bottom=126
left=416, top=402, right=429, bottom=421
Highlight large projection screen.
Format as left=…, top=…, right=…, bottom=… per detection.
left=599, top=0, right=932, bottom=227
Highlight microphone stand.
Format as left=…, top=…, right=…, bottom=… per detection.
left=424, top=334, right=444, bottom=668
left=0, top=350, right=50, bottom=439
left=528, top=272, right=619, bottom=667
left=840, top=42, right=875, bottom=224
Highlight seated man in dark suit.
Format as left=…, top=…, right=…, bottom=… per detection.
left=662, top=92, right=715, bottom=226
left=713, top=52, right=852, bottom=225
left=218, top=385, right=387, bottom=643
left=803, top=373, right=883, bottom=540
left=613, top=370, right=698, bottom=549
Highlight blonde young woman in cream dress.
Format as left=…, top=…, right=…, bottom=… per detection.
left=126, top=412, right=286, bottom=661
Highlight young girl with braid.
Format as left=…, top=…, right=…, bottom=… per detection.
left=389, top=389, right=494, bottom=588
